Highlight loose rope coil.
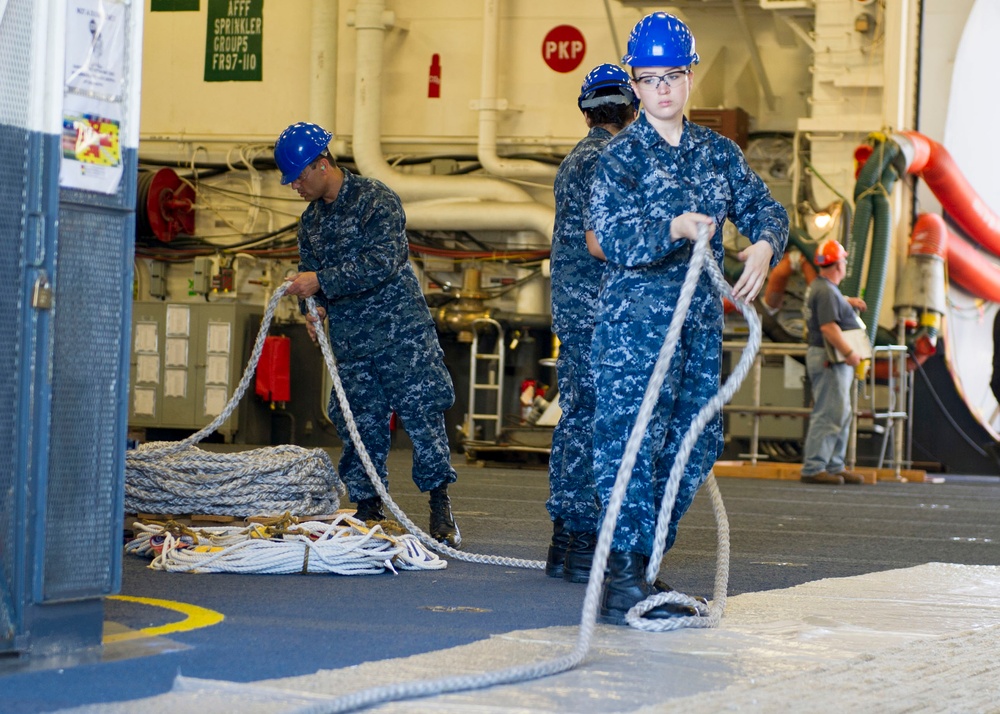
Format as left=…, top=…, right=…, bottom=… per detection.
left=124, top=286, right=346, bottom=518
left=126, top=515, right=445, bottom=575
left=290, top=226, right=763, bottom=713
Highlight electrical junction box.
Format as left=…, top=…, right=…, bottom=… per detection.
left=149, top=260, right=167, bottom=299
left=192, top=256, right=214, bottom=294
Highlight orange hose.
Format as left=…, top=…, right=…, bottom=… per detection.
left=762, top=253, right=817, bottom=312
left=900, top=131, right=1000, bottom=259
left=762, top=253, right=792, bottom=310
left=909, top=212, right=948, bottom=258
left=947, top=230, right=1000, bottom=302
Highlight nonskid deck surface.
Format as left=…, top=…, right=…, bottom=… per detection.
left=2, top=449, right=998, bottom=713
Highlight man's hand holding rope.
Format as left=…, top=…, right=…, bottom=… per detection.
left=284, top=271, right=326, bottom=343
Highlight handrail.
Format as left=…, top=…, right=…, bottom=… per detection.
left=723, top=340, right=911, bottom=474
left=722, top=341, right=807, bottom=466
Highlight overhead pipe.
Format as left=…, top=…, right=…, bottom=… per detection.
left=350, top=0, right=535, bottom=203
left=851, top=133, right=1000, bottom=367
left=601, top=0, right=622, bottom=60
left=887, top=131, right=1000, bottom=301
left=403, top=198, right=553, bottom=241
left=775, top=14, right=816, bottom=52
left=475, top=0, right=557, bottom=178
left=309, top=0, right=338, bottom=134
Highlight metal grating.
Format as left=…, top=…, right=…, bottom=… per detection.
left=0, top=0, right=37, bottom=644
left=42, top=203, right=132, bottom=598
left=39, top=0, right=140, bottom=599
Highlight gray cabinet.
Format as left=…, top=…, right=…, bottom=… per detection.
left=130, top=301, right=262, bottom=441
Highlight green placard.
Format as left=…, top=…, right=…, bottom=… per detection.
left=204, top=0, right=263, bottom=82
left=152, top=0, right=199, bottom=10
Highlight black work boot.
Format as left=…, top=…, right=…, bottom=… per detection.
left=562, top=531, right=597, bottom=583
left=545, top=519, right=573, bottom=578
left=353, top=497, right=385, bottom=523
left=429, top=484, right=461, bottom=548
left=599, top=551, right=699, bottom=626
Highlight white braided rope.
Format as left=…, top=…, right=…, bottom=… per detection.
left=627, top=233, right=760, bottom=631
left=125, top=515, right=445, bottom=574
left=290, top=226, right=763, bottom=713
left=309, top=295, right=545, bottom=571
left=124, top=284, right=346, bottom=518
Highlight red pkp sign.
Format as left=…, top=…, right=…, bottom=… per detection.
left=542, top=25, right=586, bottom=73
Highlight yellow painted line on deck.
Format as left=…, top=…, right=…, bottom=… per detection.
left=103, top=595, right=225, bottom=644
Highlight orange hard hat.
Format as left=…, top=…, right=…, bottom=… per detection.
left=814, top=238, right=848, bottom=267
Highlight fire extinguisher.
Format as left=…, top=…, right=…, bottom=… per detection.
left=428, top=53, right=441, bottom=98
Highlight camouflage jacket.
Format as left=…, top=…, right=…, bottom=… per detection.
left=297, top=169, right=435, bottom=358
left=550, top=125, right=613, bottom=337
left=590, top=113, right=788, bottom=326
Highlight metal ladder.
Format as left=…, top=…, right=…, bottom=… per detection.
left=464, top=318, right=505, bottom=444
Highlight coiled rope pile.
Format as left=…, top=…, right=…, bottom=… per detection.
left=288, top=226, right=763, bottom=713
left=124, top=286, right=346, bottom=518
left=125, top=514, right=445, bottom=575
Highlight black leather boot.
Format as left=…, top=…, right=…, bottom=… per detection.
left=429, top=484, right=461, bottom=548
left=599, top=551, right=698, bottom=626
left=562, top=531, right=596, bottom=583
left=545, top=519, right=573, bottom=578
left=353, top=497, right=385, bottom=523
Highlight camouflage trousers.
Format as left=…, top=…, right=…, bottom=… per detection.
left=327, top=327, right=457, bottom=501
left=546, top=331, right=601, bottom=533
left=592, top=315, right=723, bottom=556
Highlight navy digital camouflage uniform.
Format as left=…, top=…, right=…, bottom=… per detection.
left=547, top=126, right=614, bottom=534
left=297, top=168, right=457, bottom=501
left=589, top=113, right=787, bottom=556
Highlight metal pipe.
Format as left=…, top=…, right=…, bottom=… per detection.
left=750, top=353, right=762, bottom=466
left=403, top=199, right=553, bottom=242
left=602, top=0, right=621, bottom=61
left=848, top=375, right=859, bottom=471
left=895, top=331, right=907, bottom=478
left=351, top=0, right=535, bottom=202
left=776, top=15, right=816, bottom=52
left=309, top=0, right=338, bottom=134
left=476, top=0, right=556, bottom=178
left=732, top=0, right=776, bottom=111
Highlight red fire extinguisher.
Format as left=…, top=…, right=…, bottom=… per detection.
left=428, top=53, right=441, bottom=98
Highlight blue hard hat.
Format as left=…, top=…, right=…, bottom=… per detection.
left=274, top=122, right=333, bottom=184
left=621, top=12, right=700, bottom=68
left=578, top=63, right=638, bottom=111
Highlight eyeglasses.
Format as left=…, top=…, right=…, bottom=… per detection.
left=291, top=153, right=332, bottom=184
left=291, top=161, right=321, bottom=185
left=634, top=70, right=691, bottom=91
